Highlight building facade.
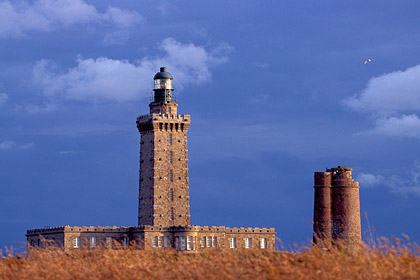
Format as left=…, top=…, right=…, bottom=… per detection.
left=27, top=67, right=276, bottom=252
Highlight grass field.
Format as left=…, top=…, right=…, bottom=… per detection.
left=1, top=237, right=419, bottom=279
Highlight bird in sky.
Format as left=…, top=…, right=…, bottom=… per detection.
left=364, top=58, right=374, bottom=64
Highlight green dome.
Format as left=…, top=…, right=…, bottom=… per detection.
left=154, top=67, right=173, bottom=80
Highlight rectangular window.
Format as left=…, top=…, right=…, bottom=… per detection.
left=90, top=237, right=97, bottom=248
left=230, top=238, right=236, bottom=249
left=153, top=236, right=158, bottom=247
left=212, top=237, right=217, bottom=247
left=158, top=236, right=163, bottom=247
left=169, top=133, right=172, bottom=145
left=169, top=170, right=173, bottom=182
left=201, top=237, right=206, bottom=247
left=123, top=237, right=129, bottom=246
left=170, top=188, right=174, bottom=201
left=164, top=236, right=169, bottom=248
left=175, top=236, right=180, bottom=250
left=260, top=238, right=267, bottom=249
left=206, top=236, right=212, bottom=247
left=180, top=237, right=186, bottom=251
left=106, top=237, right=112, bottom=248
left=73, top=237, right=80, bottom=248
left=169, top=151, right=173, bottom=163
left=245, top=238, right=252, bottom=249
left=170, top=207, right=174, bottom=220
left=187, top=236, right=193, bottom=251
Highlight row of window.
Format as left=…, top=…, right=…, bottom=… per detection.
left=72, top=236, right=129, bottom=248
left=151, top=236, right=267, bottom=250
left=230, top=237, right=267, bottom=249
left=158, top=123, right=185, bottom=132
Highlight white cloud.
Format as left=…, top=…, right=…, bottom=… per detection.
left=33, top=38, right=233, bottom=102
left=0, top=140, right=34, bottom=150
left=0, top=0, right=141, bottom=38
left=356, top=173, right=385, bottom=187
left=343, top=64, right=420, bottom=115
left=365, top=114, right=420, bottom=139
left=0, top=92, right=7, bottom=106
left=102, top=30, right=130, bottom=45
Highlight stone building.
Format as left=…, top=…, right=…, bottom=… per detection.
left=27, top=67, right=276, bottom=252
left=313, top=166, right=361, bottom=247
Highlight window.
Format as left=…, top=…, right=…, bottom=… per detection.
left=206, top=236, right=212, bottom=247
left=164, top=236, right=169, bottom=248
left=212, top=237, right=217, bottom=247
left=175, top=236, right=180, bottom=250
left=90, top=237, right=97, bottom=248
left=123, top=237, right=129, bottom=246
left=201, top=237, right=206, bottom=247
left=158, top=236, right=163, bottom=247
left=170, top=188, right=174, bottom=201
left=230, top=238, right=236, bottom=249
left=187, top=236, right=193, bottom=251
left=73, top=237, right=80, bottom=248
left=106, top=237, right=112, bottom=248
left=245, top=238, right=252, bottom=249
left=169, top=133, right=172, bottom=145
left=260, top=238, right=267, bottom=249
left=169, top=151, right=173, bottom=163
left=170, top=207, right=174, bottom=220
left=169, top=170, right=173, bottom=182
left=37, top=239, right=41, bottom=247
left=30, top=240, right=35, bottom=247
left=153, top=236, right=158, bottom=247
left=166, top=107, right=171, bottom=115
left=180, top=237, right=186, bottom=251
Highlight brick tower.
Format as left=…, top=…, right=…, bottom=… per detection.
left=313, top=166, right=361, bottom=246
left=136, top=67, right=191, bottom=227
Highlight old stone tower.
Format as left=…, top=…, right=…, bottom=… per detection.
left=313, top=166, right=361, bottom=247
left=136, top=67, right=191, bottom=227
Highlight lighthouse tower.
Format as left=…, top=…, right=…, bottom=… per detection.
left=136, top=67, right=191, bottom=227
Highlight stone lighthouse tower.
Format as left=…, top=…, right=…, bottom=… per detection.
left=136, top=67, right=191, bottom=227
left=313, top=166, right=361, bottom=246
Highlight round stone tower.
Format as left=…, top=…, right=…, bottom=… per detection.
left=330, top=166, right=361, bottom=245
left=313, top=171, right=332, bottom=246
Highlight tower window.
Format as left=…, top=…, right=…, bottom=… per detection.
left=170, top=207, right=174, bottom=220
left=169, top=151, right=173, bottom=163
left=169, top=133, right=172, bottom=145
left=170, top=188, right=173, bottom=201
left=169, top=170, right=173, bottom=182
left=166, top=107, right=171, bottom=115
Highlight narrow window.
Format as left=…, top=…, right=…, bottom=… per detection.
left=169, top=133, right=172, bottom=145
left=201, top=237, right=206, bottom=247
left=123, top=237, right=129, bottom=246
left=73, top=237, right=80, bottom=248
left=169, top=170, right=173, bottom=182
left=90, top=237, right=97, bottom=248
left=106, top=237, right=112, bottom=248
left=187, top=236, right=193, bottom=251
left=206, top=236, right=212, bottom=247
left=170, top=188, right=174, bottom=201
left=212, top=237, right=217, bottom=247
left=164, top=236, right=169, bottom=248
left=230, top=238, right=236, bottom=249
left=166, top=107, right=171, bottom=115
left=169, top=151, right=173, bottom=163
left=153, top=236, right=158, bottom=247
left=159, top=123, right=163, bottom=130
left=170, top=207, right=174, bottom=220
left=260, top=238, right=267, bottom=249
left=37, top=239, right=41, bottom=247
left=158, top=236, right=163, bottom=247
left=30, top=240, right=35, bottom=247
left=245, top=238, right=252, bottom=249
left=175, top=236, right=180, bottom=250
left=180, top=237, right=186, bottom=251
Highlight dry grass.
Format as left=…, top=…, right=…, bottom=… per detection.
left=1, top=238, right=419, bottom=280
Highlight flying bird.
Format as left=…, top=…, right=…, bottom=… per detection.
left=364, top=58, right=374, bottom=64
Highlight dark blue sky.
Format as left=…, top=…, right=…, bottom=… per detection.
left=1, top=0, right=420, bottom=251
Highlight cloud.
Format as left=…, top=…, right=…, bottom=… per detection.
left=33, top=38, right=233, bottom=102
left=357, top=161, right=420, bottom=197
left=0, top=93, right=7, bottom=106
left=0, top=140, right=34, bottom=150
left=363, top=115, right=420, bottom=139
left=0, top=0, right=141, bottom=38
left=343, top=64, right=420, bottom=115
left=356, top=173, right=385, bottom=187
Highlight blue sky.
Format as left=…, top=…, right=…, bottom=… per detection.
left=1, top=0, right=420, bottom=251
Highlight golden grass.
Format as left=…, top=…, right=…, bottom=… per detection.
left=1, top=238, right=419, bottom=280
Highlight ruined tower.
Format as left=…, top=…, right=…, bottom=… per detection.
left=313, top=166, right=361, bottom=246
left=136, top=67, right=191, bottom=227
